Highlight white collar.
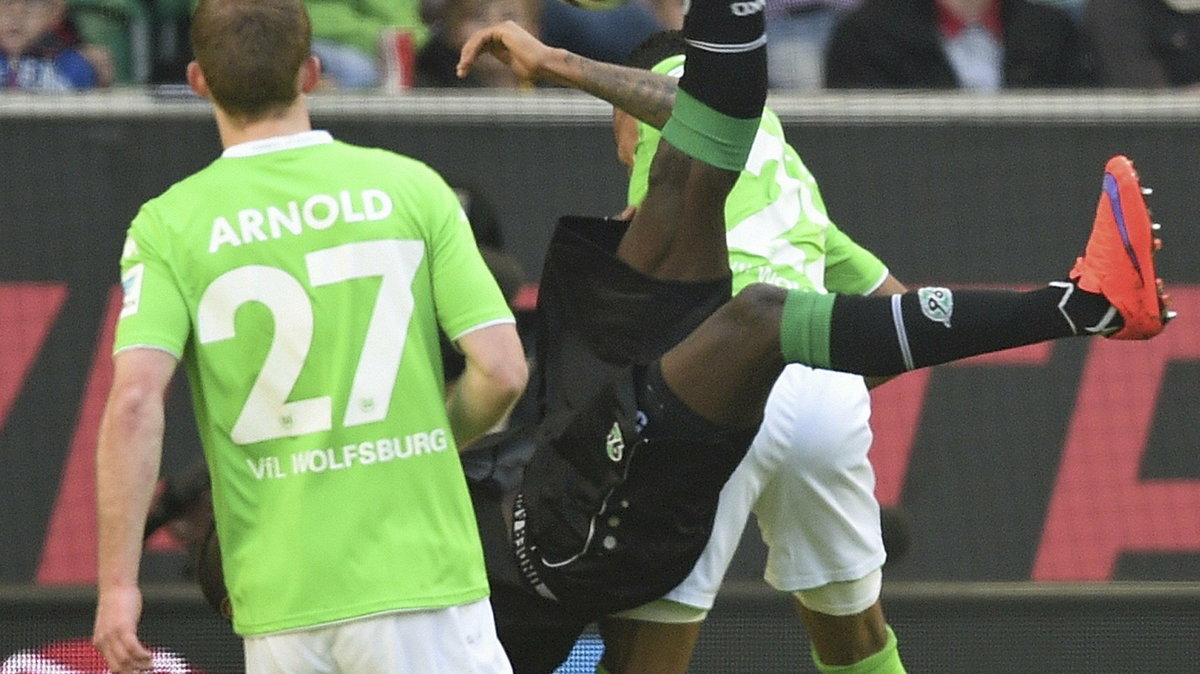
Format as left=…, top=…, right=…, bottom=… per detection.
left=222, top=130, right=334, bottom=158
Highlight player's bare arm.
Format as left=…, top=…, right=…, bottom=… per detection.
left=94, top=348, right=178, bottom=674
left=457, top=20, right=678, bottom=129
left=447, top=323, right=528, bottom=448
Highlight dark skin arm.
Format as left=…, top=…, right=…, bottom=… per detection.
left=457, top=20, right=678, bottom=128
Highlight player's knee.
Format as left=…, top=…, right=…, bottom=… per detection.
left=793, top=568, right=882, bottom=617
left=724, top=283, right=787, bottom=337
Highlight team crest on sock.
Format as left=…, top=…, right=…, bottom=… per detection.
left=919, top=287, right=954, bottom=328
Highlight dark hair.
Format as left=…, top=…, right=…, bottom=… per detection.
left=625, top=30, right=685, bottom=71
left=190, top=0, right=311, bottom=118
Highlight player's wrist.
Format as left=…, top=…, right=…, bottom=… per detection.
left=546, top=47, right=593, bottom=88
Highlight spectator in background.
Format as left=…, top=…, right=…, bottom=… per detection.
left=765, top=0, right=862, bottom=89
left=1082, top=0, right=1200, bottom=88
left=539, top=0, right=667, bottom=65
left=1, top=0, right=102, bottom=89
left=417, top=0, right=539, bottom=87
left=305, top=0, right=428, bottom=88
left=824, top=0, right=1093, bottom=90
left=64, top=0, right=149, bottom=84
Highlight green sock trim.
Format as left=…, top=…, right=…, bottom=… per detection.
left=595, top=664, right=612, bottom=674
left=661, top=89, right=761, bottom=171
left=813, top=626, right=905, bottom=674
left=779, top=290, right=834, bottom=368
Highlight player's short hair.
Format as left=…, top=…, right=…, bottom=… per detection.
left=625, top=30, right=685, bottom=72
left=190, top=0, right=312, bottom=119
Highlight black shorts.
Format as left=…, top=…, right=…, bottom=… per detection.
left=465, top=377, right=755, bottom=673
left=519, top=216, right=755, bottom=616
left=469, top=454, right=589, bottom=674
left=519, top=362, right=756, bottom=619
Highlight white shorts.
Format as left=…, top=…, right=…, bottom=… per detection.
left=662, top=364, right=885, bottom=610
left=242, top=598, right=513, bottom=674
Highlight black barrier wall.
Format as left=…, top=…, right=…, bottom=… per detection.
left=4, top=584, right=1200, bottom=673
left=2, top=91, right=1199, bottom=590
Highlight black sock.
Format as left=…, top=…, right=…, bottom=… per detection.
left=677, top=0, right=767, bottom=119
left=661, top=0, right=767, bottom=170
left=826, top=283, right=1118, bottom=376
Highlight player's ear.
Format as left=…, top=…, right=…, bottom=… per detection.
left=299, top=55, right=321, bottom=94
left=611, top=108, right=639, bottom=170
left=187, top=61, right=210, bottom=99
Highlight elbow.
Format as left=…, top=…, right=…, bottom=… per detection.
left=107, top=384, right=165, bottom=428
left=98, top=383, right=167, bottom=457
left=494, top=357, right=529, bottom=406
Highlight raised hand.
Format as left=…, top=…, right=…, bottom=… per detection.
left=457, top=20, right=557, bottom=84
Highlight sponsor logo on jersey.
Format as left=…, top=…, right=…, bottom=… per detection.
left=918, top=287, right=954, bottom=328
left=119, top=263, right=144, bottom=318
left=120, top=235, right=138, bottom=260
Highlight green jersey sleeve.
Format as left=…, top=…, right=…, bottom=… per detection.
left=414, top=166, right=515, bottom=341
left=823, top=221, right=889, bottom=296
left=113, top=202, right=191, bottom=357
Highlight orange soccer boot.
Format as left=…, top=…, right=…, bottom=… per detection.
left=1068, top=155, right=1173, bottom=340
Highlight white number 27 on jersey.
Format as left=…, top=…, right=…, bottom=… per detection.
left=197, top=239, right=423, bottom=445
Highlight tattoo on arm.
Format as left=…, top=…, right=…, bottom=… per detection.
left=564, top=52, right=677, bottom=129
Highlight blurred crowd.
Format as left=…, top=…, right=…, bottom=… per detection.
left=3, top=0, right=1200, bottom=92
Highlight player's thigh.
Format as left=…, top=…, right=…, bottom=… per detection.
left=753, top=367, right=885, bottom=590
left=244, top=601, right=512, bottom=674
left=658, top=284, right=787, bottom=427
left=655, top=427, right=779, bottom=610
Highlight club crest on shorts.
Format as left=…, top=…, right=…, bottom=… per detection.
left=918, top=287, right=954, bottom=328
left=605, top=422, right=625, bottom=462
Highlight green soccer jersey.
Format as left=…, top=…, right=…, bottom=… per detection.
left=114, top=131, right=513, bottom=635
left=629, top=59, right=887, bottom=296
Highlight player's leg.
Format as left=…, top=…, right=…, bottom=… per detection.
left=783, top=155, right=1169, bottom=375
left=614, top=0, right=767, bottom=283
left=662, top=154, right=1170, bottom=422
left=749, top=367, right=901, bottom=670
left=798, top=601, right=895, bottom=670
left=598, top=367, right=901, bottom=674
left=596, top=617, right=703, bottom=673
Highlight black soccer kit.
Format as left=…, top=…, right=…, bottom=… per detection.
left=466, top=216, right=757, bottom=673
